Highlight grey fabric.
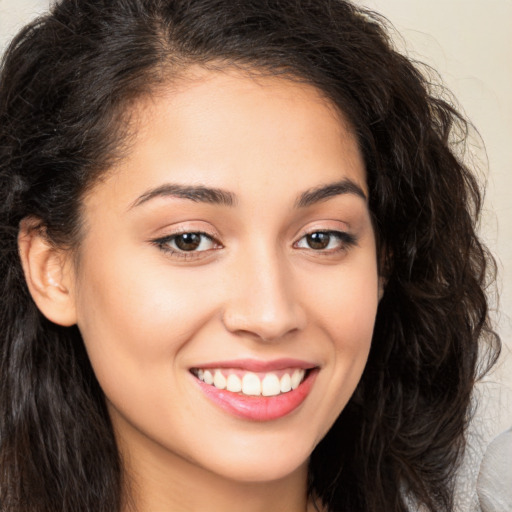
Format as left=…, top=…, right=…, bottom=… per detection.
left=477, top=427, right=512, bottom=512
left=454, top=382, right=512, bottom=512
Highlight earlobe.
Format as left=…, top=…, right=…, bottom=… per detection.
left=378, top=277, right=386, bottom=301
left=18, top=218, right=77, bottom=326
left=378, top=246, right=390, bottom=302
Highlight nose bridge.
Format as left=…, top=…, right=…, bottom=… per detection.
left=222, top=243, right=305, bottom=341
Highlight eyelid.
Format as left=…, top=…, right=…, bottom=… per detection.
left=149, top=221, right=221, bottom=243
left=292, top=219, right=359, bottom=255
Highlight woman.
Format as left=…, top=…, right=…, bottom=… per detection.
left=0, top=1, right=500, bottom=511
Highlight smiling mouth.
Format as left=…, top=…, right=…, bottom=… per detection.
left=190, top=363, right=319, bottom=421
left=190, top=368, right=309, bottom=397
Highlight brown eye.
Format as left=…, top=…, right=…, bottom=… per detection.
left=154, top=232, right=219, bottom=254
left=295, top=230, right=357, bottom=252
left=306, top=232, right=331, bottom=250
left=174, top=233, right=203, bottom=251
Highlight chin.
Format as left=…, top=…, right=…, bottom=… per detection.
left=194, top=439, right=313, bottom=484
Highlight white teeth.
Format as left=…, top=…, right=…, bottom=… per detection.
left=291, top=369, right=305, bottom=390
left=261, top=373, right=281, bottom=396
left=195, top=368, right=308, bottom=396
left=280, top=373, right=292, bottom=393
left=213, top=370, right=226, bottom=390
left=203, top=370, right=213, bottom=385
left=226, top=374, right=242, bottom=392
left=242, top=372, right=262, bottom=396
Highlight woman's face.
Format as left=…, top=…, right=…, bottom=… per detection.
left=70, top=69, right=380, bottom=484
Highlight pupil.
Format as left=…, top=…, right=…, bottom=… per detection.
left=307, top=232, right=330, bottom=250
left=175, top=233, right=201, bottom=251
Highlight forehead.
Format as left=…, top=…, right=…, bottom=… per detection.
left=84, top=68, right=367, bottom=213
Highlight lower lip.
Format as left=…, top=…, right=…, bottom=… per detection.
left=195, top=370, right=318, bottom=421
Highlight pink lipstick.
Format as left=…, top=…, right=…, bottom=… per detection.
left=191, top=359, right=318, bottom=421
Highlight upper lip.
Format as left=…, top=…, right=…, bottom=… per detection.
left=190, top=358, right=318, bottom=372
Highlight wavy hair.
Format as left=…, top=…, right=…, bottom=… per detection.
left=0, top=1, right=499, bottom=511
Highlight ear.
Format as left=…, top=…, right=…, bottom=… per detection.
left=18, top=218, right=77, bottom=326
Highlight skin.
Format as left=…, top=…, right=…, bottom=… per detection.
left=26, top=69, right=381, bottom=511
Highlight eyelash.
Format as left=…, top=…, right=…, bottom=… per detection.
left=294, top=230, right=358, bottom=253
left=152, top=231, right=221, bottom=260
left=151, top=229, right=357, bottom=260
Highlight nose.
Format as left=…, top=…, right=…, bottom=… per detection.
left=221, top=249, right=307, bottom=342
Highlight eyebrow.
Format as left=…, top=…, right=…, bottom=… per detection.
left=130, top=183, right=237, bottom=209
left=295, top=179, right=367, bottom=207
left=130, top=178, right=366, bottom=210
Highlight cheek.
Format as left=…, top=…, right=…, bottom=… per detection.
left=302, top=257, right=378, bottom=421
left=73, top=256, right=223, bottom=441
left=308, top=259, right=379, bottom=346
left=73, top=245, right=219, bottom=391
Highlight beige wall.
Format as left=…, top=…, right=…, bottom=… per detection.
left=0, top=0, right=49, bottom=49
left=2, top=0, right=511, bottom=461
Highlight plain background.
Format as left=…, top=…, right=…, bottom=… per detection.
left=1, top=1, right=511, bottom=508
